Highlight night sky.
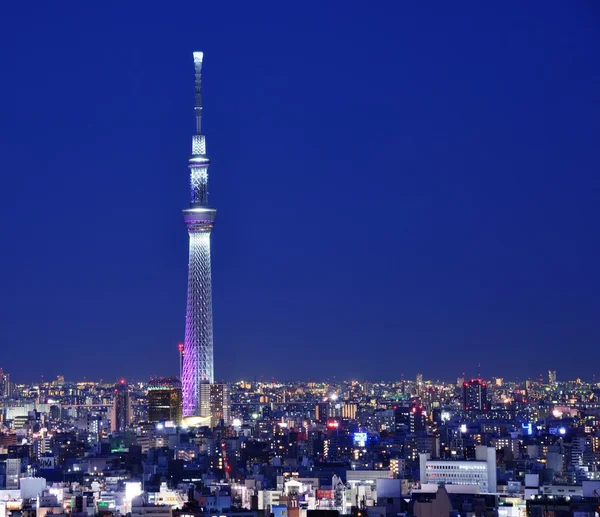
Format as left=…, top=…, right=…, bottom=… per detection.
left=1, top=2, right=599, bottom=383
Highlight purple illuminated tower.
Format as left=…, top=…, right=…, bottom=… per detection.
left=181, top=51, right=216, bottom=417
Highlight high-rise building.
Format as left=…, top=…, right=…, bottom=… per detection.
left=342, top=402, right=357, bottom=420
left=209, top=383, right=231, bottom=428
left=148, top=378, right=182, bottom=424
left=463, top=379, right=488, bottom=412
left=111, top=380, right=132, bottom=432
left=0, top=369, right=11, bottom=398
left=416, top=373, right=423, bottom=395
left=410, top=403, right=427, bottom=434
left=362, top=381, right=372, bottom=396
left=5, top=458, right=20, bottom=489
left=394, top=406, right=411, bottom=432
left=548, top=370, right=557, bottom=386
left=315, top=401, right=330, bottom=423
left=181, top=52, right=217, bottom=417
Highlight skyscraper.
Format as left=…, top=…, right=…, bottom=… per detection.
left=416, top=373, right=423, bottom=395
left=409, top=403, right=427, bottom=433
left=209, top=383, right=231, bottom=428
left=463, top=379, right=488, bottom=412
left=181, top=52, right=216, bottom=417
left=548, top=370, right=557, bottom=386
left=0, top=369, right=11, bottom=398
left=111, top=380, right=132, bottom=432
left=148, top=377, right=183, bottom=424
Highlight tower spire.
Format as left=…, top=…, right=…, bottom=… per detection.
left=193, top=51, right=203, bottom=135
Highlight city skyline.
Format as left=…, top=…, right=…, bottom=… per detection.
left=1, top=2, right=599, bottom=381
left=1, top=347, right=599, bottom=517
left=0, top=369, right=594, bottom=387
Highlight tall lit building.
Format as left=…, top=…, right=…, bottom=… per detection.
left=548, top=370, right=557, bottom=386
left=315, top=401, right=330, bottom=423
left=0, top=369, right=11, bottom=398
left=342, top=402, right=357, bottom=420
left=181, top=51, right=217, bottom=417
left=111, top=380, right=132, bottom=432
left=410, top=403, right=427, bottom=433
left=463, top=379, right=488, bottom=412
left=209, top=383, right=231, bottom=428
left=148, top=378, right=182, bottom=424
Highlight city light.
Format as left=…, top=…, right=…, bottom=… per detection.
left=125, top=482, right=142, bottom=501
left=0, top=39, right=594, bottom=517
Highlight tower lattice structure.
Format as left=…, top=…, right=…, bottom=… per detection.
left=181, top=52, right=216, bottom=417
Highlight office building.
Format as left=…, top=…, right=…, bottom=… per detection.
left=463, top=379, right=488, bottom=411
left=342, top=402, right=357, bottom=420
left=111, top=380, right=132, bottom=432
left=410, top=403, right=427, bottom=434
left=209, top=383, right=231, bottom=427
left=148, top=378, right=182, bottom=424
left=315, top=402, right=329, bottom=423
left=0, top=370, right=11, bottom=398
left=4, top=458, right=20, bottom=489
left=419, top=446, right=497, bottom=493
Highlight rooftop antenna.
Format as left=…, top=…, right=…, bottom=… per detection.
left=193, top=52, right=203, bottom=135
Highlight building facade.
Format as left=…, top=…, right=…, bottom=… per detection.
left=111, top=381, right=132, bottom=432
left=463, top=379, right=488, bottom=412
left=209, top=383, right=231, bottom=427
left=419, top=446, right=497, bottom=493
left=148, top=378, right=183, bottom=424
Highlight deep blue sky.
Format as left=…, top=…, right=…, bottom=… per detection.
left=1, top=2, right=599, bottom=384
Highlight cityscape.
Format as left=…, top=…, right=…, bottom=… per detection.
left=1, top=368, right=600, bottom=517
left=1, top=4, right=599, bottom=517
left=1, top=50, right=600, bottom=517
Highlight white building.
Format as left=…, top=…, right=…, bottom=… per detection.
left=346, top=470, right=393, bottom=484
left=419, top=446, right=497, bottom=493
left=131, top=495, right=172, bottom=517
left=20, top=478, right=47, bottom=499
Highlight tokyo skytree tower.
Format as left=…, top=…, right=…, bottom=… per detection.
left=181, top=52, right=216, bottom=416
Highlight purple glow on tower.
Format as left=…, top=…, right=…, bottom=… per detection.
left=181, top=52, right=216, bottom=416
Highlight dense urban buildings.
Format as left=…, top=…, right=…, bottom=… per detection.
left=1, top=370, right=600, bottom=517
